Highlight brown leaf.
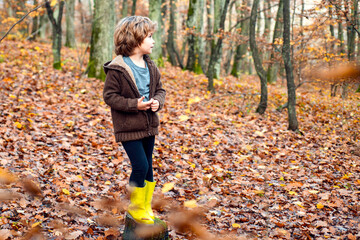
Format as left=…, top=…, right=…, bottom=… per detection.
left=65, top=230, right=83, bottom=240
left=96, top=213, right=121, bottom=227
left=0, top=190, right=21, bottom=201
left=22, top=179, right=43, bottom=197
left=0, top=168, right=17, bottom=184
left=57, top=203, right=88, bottom=217
left=104, top=228, right=120, bottom=238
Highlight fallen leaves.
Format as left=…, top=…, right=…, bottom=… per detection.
left=0, top=40, right=359, bottom=239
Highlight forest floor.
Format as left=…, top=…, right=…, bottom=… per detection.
left=0, top=40, right=359, bottom=240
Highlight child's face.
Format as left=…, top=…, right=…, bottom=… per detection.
left=138, top=33, right=155, bottom=55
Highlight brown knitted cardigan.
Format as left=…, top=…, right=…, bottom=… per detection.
left=103, top=55, right=166, bottom=142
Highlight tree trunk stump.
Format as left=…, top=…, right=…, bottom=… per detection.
left=122, top=213, right=169, bottom=240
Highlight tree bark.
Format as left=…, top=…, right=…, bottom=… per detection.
left=185, top=0, right=204, bottom=73
left=264, top=0, right=272, bottom=41
left=197, top=0, right=206, bottom=73
left=45, top=0, right=65, bottom=69
left=282, top=0, right=298, bottom=131
left=224, top=0, right=236, bottom=75
left=122, top=0, right=128, bottom=17
left=160, top=0, right=168, bottom=57
left=131, top=0, right=137, bottom=15
left=30, top=0, right=39, bottom=41
left=267, top=0, right=284, bottom=84
left=166, top=0, right=183, bottom=68
left=343, top=0, right=358, bottom=98
left=149, top=0, right=163, bottom=66
left=206, top=0, right=230, bottom=92
left=38, top=13, right=48, bottom=39
left=65, top=0, right=76, bottom=48
left=231, top=0, right=250, bottom=77
left=250, top=0, right=268, bottom=114
left=347, top=0, right=358, bottom=61
left=329, top=5, right=337, bottom=97
left=88, top=0, right=115, bottom=80
left=213, top=0, right=225, bottom=79
left=205, top=0, right=213, bottom=68
left=166, top=0, right=177, bottom=66
left=337, top=0, right=345, bottom=57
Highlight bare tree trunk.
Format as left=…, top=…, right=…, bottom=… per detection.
left=4, top=0, right=14, bottom=17
left=88, top=0, right=115, bottom=80
left=329, top=5, right=337, bottom=97
left=205, top=0, right=213, bottom=69
left=197, top=0, right=206, bottom=73
left=38, top=13, right=48, bottom=39
left=250, top=0, right=268, bottom=114
left=122, top=0, right=128, bottom=17
left=347, top=0, right=358, bottom=61
left=337, top=0, right=345, bottom=56
left=149, top=0, right=163, bottom=66
left=343, top=0, right=358, bottom=98
left=231, top=0, right=250, bottom=77
left=166, top=0, right=183, bottom=68
left=213, top=0, right=225, bottom=79
left=264, top=0, right=272, bottom=41
left=45, top=0, right=65, bottom=69
left=131, top=0, right=137, bottom=15
left=282, top=0, right=298, bottom=131
left=65, top=0, right=76, bottom=48
left=185, top=0, right=204, bottom=73
left=186, top=0, right=197, bottom=71
left=29, top=0, right=39, bottom=41
left=161, top=0, right=168, bottom=57
left=224, top=0, right=236, bottom=75
left=206, top=0, right=230, bottom=92
left=267, top=0, right=283, bottom=84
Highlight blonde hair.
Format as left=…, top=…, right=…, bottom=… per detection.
left=114, top=16, right=157, bottom=56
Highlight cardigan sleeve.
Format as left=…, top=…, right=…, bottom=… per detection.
left=103, top=70, right=139, bottom=112
left=152, top=68, right=166, bottom=112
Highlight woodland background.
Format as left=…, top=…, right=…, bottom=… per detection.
left=0, top=0, right=359, bottom=239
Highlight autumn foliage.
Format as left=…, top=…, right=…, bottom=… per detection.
left=0, top=40, right=359, bottom=239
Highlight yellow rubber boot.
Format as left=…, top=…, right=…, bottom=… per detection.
left=128, top=185, right=154, bottom=224
left=145, top=180, right=156, bottom=220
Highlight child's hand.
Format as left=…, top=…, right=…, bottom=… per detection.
left=150, top=98, right=159, bottom=112
left=137, top=96, right=152, bottom=110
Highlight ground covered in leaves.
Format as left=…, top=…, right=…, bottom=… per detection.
left=0, top=40, right=359, bottom=240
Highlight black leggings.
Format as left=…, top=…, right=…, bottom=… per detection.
left=121, top=136, right=155, bottom=187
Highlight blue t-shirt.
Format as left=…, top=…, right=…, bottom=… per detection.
left=123, top=56, right=150, bottom=101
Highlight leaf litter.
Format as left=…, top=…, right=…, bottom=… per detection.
left=0, top=40, right=359, bottom=239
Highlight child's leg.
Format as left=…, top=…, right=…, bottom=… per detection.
left=141, top=136, right=155, bottom=182
left=122, top=139, right=150, bottom=187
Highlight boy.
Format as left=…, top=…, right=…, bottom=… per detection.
left=103, top=16, right=166, bottom=225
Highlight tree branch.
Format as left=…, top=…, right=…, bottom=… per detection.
left=45, top=1, right=57, bottom=27
left=328, top=0, right=360, bottom=37
left=0, top=3, right=45, bottom=43
left=229, top=3, right=280, bottom=31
